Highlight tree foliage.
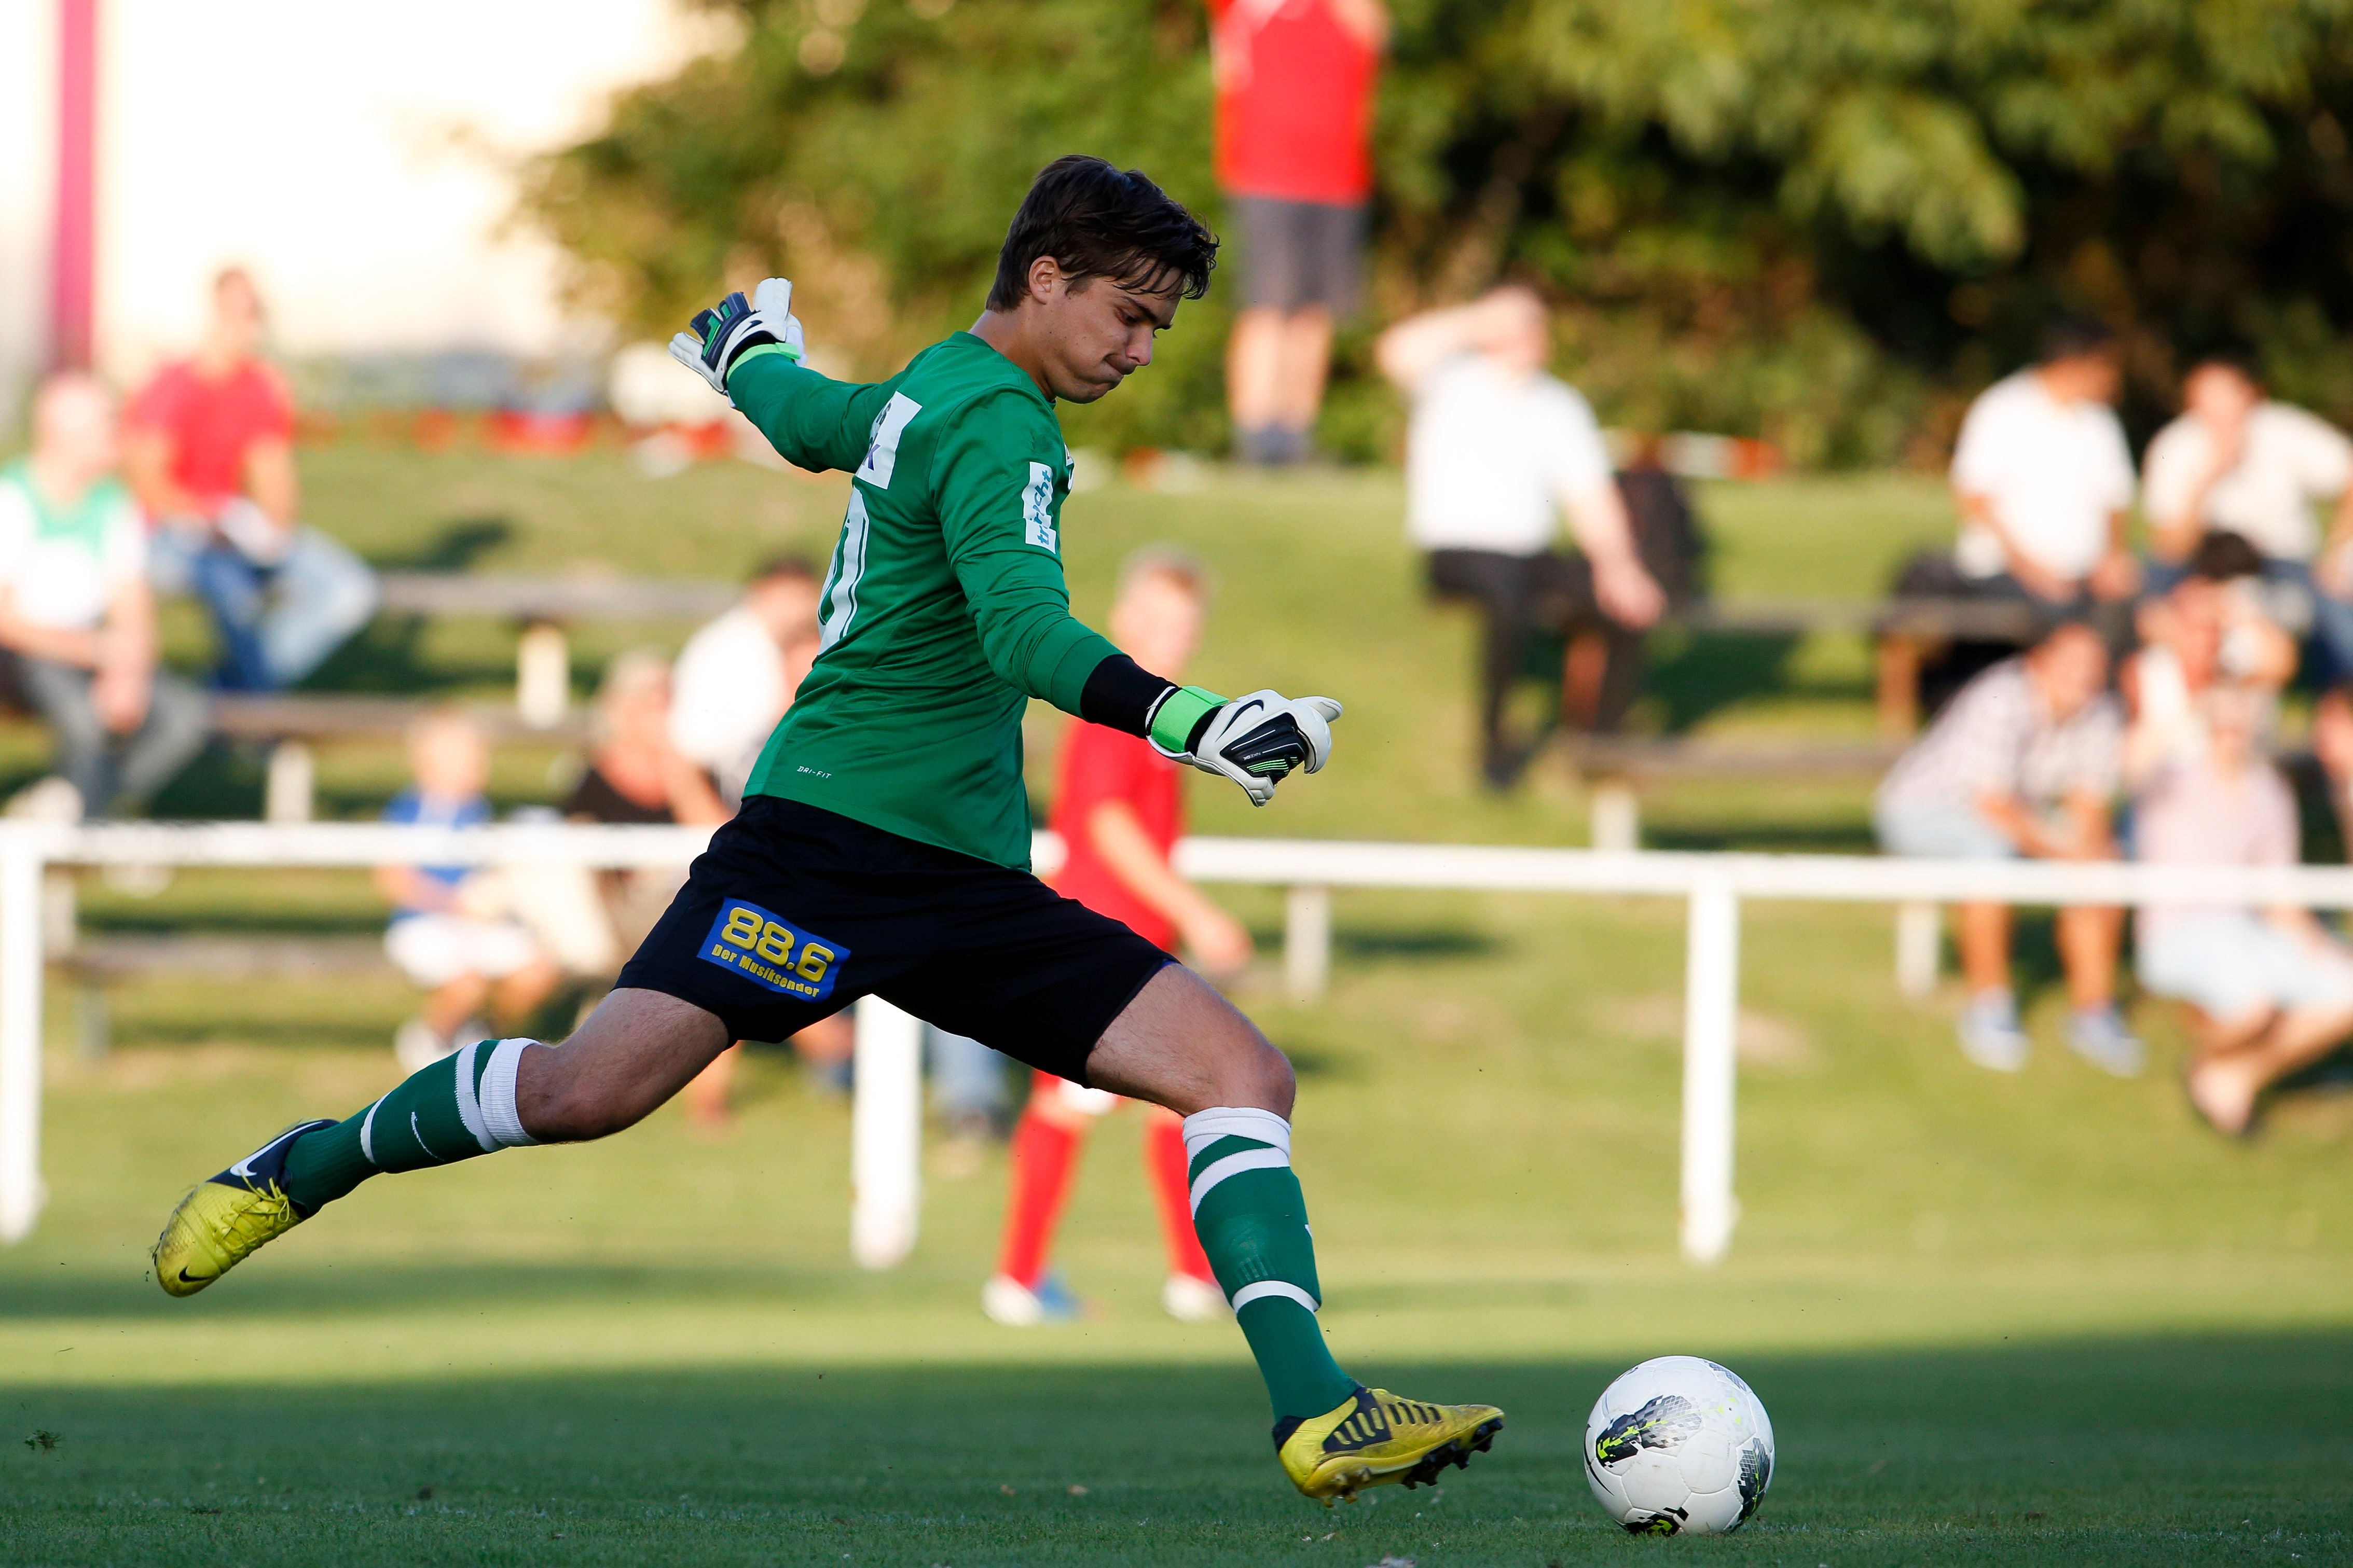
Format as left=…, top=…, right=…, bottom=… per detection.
left=522, top=0, right=2353, bottom=463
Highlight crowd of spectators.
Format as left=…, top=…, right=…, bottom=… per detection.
left=1863, top=316, right=2353, bottom=1133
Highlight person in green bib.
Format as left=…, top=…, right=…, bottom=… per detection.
left=152, top=157, right=1503, bottom=1502
left=0, top=375, right=208, bottom=816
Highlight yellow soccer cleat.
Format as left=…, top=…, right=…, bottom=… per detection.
left=150, top=1120, right=333, bottom=1297
left=1276, top=1385, right=1505, bottom=1503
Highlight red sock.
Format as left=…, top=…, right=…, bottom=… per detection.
left=1145, top=1112, right=1214, bottom=1282
left=997, top=1104, right=1084, bottom=1288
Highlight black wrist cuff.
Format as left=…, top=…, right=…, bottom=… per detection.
left=1079, top=654, right=1178, bottom=739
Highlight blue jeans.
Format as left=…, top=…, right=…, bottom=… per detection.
left=927, top=1026, right=1012, bottom=1128
left=150, top=524, right=379, bottom=691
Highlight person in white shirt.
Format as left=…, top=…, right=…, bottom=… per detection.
left=0, top=374, right=208, bottom=816
left=1949, top=318, right=2140, bottom=602
left=2142, top=355, right=2353, bottom=675
left=668, top=556, right=821, bottom=802
left=1376, top=286, right=1664, bottom=787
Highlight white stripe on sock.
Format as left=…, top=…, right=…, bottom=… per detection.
left=1189, top=1147, right=1291, bottom=1214
left=1180, top=1106, right=1291, bottom=1164
left=359, top=1098, right=382, bottom=1165
left=478, top=1038, right=538, bottom=1149
left=451, top=1038, right=492, bottom=1151
left=1229, top=1279, right=1319, bottom=1313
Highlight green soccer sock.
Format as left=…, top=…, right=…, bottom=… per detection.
left=1182, top=1107, right=1359, bottom=1421
left=281, top=1037, right=541, bottom=1214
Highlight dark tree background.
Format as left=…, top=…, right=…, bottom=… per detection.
left=520, top=0, right=2353, bottom=464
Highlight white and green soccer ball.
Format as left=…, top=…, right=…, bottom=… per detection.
left=1583, top=1355, right=1773, bottom=1535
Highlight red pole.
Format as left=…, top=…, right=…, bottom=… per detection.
left=50, top=0, right=98, bottom=371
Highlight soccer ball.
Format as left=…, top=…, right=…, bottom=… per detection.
left=1583, top=1355, right=1773, bottom=1535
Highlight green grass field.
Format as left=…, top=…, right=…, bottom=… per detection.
left=2, top=450, right=2349, bottom=1564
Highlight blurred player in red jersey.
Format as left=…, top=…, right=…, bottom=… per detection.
left=984, top=549, right=1255, bottom=1325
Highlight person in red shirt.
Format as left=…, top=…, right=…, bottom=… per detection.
left=983, top=549, right=1255, bottom=1326
left=124, top=268, right=378, bottom=690
left=1210, top=0, right=1387, bottom=465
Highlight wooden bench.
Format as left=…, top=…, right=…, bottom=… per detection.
left=56, top=933, right=394, bottom=1059
left=208, top=693, right=591, bottom=823
left=1556, top=734, right=1904, bottom=851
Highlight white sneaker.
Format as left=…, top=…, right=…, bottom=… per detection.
left=1957, top=994, right=2029, bottom=1072
left=1160, top=1273, right=1229, bottom=1322
left=981, top=1271, right=1080, bottom=1326
left=393, top=1017, right=457, bottom=1074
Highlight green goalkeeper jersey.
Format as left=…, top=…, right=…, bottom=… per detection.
left=727, top=332, right=1121, bottom=870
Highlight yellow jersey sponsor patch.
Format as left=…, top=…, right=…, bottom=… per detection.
left=698, top=898, right=848, bottom=1002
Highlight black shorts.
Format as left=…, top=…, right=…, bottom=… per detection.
left=1228, top=195, right=1367, bottom=314
left=615, top=796, right=1171, bottom=1084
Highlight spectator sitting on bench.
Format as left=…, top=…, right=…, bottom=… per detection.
left=2135, top=682, right=2353, bottom=1135
left=1873, top=619, right=2140, bottom=1077
left=2120, top=531, right=2297, bottom=788
left=1880, top=316, right=2137, bottom=730
left=1375, top=285, right=1664, bottom=788
left=669, top=556, right=822, bottom=803
left=123, top=267, right=378, bottom=691
left=0, top=373, right=209, bottom=818
left=377, top=707, right=559, bottom=1072
left=2142, top=354, right=2353, bottom=680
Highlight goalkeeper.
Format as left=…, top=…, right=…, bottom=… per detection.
left=151, top=155, right=1502, bottom=1503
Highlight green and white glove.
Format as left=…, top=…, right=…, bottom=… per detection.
left=668, top=276, right=806, bottom=397
left=1150, top=686, right=1344, bottom=807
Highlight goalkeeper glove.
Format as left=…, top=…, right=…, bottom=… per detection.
left=668, top=277, right=806, bottom=397
left=1150, top=687, right=1343, bottom=807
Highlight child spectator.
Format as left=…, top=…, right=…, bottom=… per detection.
left=0, top=373, right=208, bottom=816
left=983, top=549, right=1248, bottom=1327
left=1874, top=619, right=2139, bottom=1075
left=1376, top=286, right=1666, bottom=787
left=2136, top=684, right=2353, bottom=1135
left=377, top=709, right=559, bottom=1071
left=123, top=268, right=377, bottom=691
left=2120, top=531, right=2297, bottom=787
left=669, top=557, right=823, bottom=802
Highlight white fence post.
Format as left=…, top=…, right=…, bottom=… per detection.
left=1680, top=874, right=1739, bottom=1265
left=1895, top=900, right=1939, bottom=997
left=849, top=995, right=923, bottom=1269
left=515, top=622, right=571, bottom=728
left=0, top=834, right=46, bottom=1242
left=264, top=741, right=316, bottom=824
left=1590, top=781, right=1641, bottom=853
left=1284, top=884, right=1331, bottom=1001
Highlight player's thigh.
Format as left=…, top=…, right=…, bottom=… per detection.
left=1085, top=964, right=1295, bottom=1119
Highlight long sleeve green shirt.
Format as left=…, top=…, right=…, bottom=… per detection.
left=731, top=332, right=1120, bottom=868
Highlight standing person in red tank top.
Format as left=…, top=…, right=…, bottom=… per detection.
left=984, top=549, right=1256, bottom=1326
left=1210, top=0, right=1388, bottom=466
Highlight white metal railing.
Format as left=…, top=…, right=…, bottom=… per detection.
left=7, top=819, right=2352, bottom=1264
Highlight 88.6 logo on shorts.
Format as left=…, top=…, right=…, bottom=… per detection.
left=698, top=898, right=850, bottom=1002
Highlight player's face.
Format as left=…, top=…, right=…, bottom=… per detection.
left=1038, top=271, right=1180, bottom=404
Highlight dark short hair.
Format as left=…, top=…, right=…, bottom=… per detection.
left=986, top=156, right=1218, bottom=313
left=748, top=553, right=817, bottom=586
left=2189, top=350, right=2264, bottom=390
left=2187, top=529, right=2264, bottom=583
left=2038, top=313, right=2116, bottom=364
left=2029, top=608, right=2105, bottom=652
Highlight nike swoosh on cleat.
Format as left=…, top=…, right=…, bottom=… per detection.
left=176, top=1269, right=204, bottom=1283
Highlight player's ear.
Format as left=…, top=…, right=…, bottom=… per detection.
left=1025, top=254, right=1065, bottom=307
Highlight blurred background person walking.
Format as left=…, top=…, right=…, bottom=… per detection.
left=2142, top=354, right=2353, bottom=681
left=122, top=268, right=377, bottom=691
left=1378, top=286, right=1664, bottom=788
left=1213, top=0, right=1386, bottom=465
left=983, top=550, right=1247, bottom=1328
left=1873, top=620, right=2137, bottom=1076
left=0, top=374, right=207, bottom=818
